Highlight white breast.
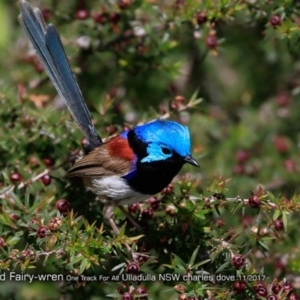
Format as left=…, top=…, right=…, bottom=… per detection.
left=84, top=176, right=150, bottom=205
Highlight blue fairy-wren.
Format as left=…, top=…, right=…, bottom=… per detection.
left=18, top=0, right=199, bottom=234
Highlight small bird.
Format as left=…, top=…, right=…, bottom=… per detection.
left=18, top=1, right=199, bottom=234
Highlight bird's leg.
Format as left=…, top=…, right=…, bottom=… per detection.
left=118, top=205, right=142, bottom=232
left=103, top=204, right=149, bottom=262
left=103, top=204, right=120, bottom=235
left=103, top=203, right=131, bottom=252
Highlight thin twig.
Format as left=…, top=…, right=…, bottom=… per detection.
left=17, top=169, right=50, bottom=189
left=0, top=169, right=50, bottom=199
left=203, top=196, right=278, bottom=209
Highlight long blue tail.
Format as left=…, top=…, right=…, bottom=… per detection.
left=18, top=0, right=102, bottom=151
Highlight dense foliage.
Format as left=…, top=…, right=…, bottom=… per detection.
left=1, top=0, right=300, bottom=299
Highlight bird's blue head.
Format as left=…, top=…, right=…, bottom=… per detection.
left=124, top=120, right=199, bottom=167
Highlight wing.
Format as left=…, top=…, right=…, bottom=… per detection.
left=65, top=136, right=136, bottom=178
left=18, top=1, right=102, bottom=151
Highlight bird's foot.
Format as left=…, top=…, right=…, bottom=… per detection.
left=118, top=205, right=142, bottom=232
left=103, top=203, right=132, bottom=252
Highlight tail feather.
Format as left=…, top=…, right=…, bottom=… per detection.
left=18, top=0, right=102, bottom=151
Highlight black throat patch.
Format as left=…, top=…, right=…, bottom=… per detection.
left=126, top=129, right=184, bottom=195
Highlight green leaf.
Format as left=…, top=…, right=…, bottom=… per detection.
left=9, top=192, right=24, bottom=209
left=267, top=191, right=277, bottom=203
left=6, top=235, right=22, bottom=245
left=68, top=254, right=84, bottom=267
left=128, top=235, right=144, bottom=241
left=258, top=240, right=269, bottom=252
left=106, top=293, right=121, bottom=298
left=111, top=263, right=126, bottom=272
left=28, top=195, right=55, bottom=214
left=189, top=245, right=200, bottom=267
left=79, top=258, right=89, bottom=274
left=192, top=259, right=212, bottom=269
left=172, top=254, right=186, bottom=272
left=273, top=209, right=281, bottom=221
left=282, top=211, right=288, bottom=231
left=215, top=261, right=230, bottom=273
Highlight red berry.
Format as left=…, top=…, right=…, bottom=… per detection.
left=276, top=93, right=290, bottom=107
left=29, top=218, right=41, bottom=228
left=118, top=0, right=131, bottom=9
left=93, top=12, right=108, bottom=24
left=122, top=125, right=131, bottom=132
left=126, top=262, right=140, bottom=274
left=174, top=95, right=186, bottom=103
left=161, top=183, right=174, bottom=195
left=272, top=284, right=281, bottom=294
left=75, top=9, right=90, bottom=20
left=29, top=156, right=40, bottom=167
left=137, top=255, right=148, bottom=265
left=135, top=286, right=148, bottom=298
left=9, top=214, right=19, bottom=221
left=113, top=103, right=123, bottom=114
left=43, top=158, right=55, bottom=167
left=9, top=172, right=22, bottom=183
left=173, top=0, right=185, bottom=9
left=122, top=293, right=133, bottom=300
left=283, top=159, right=297, bottom=172
left=254, top=282, right=267, bottom=297
left=232, top=281, right=246, bottom=292
left=205, top=35, right=218, bottom=49
left=147, top=197, right=160, bottom=210
left=289, top=293, right=300, bottom=300
left=165, top=205, right=176, bottom=215
left=241, top=215, right=253, bottom=227
left=55, top=199, right=70, bottom=215
left=270, top=15, right=282, bottom=27
left=215, top=219, right=225, bottom=227
left=283, top=283, right=293, bottom=292
left=171, top=98, right=183, bottom=110
left=49, top=217, right=62, bottom=230
left=276, top=259, right=286, bottom=270
left=181, top=222, right=188, bottom=233
left=104, top=125, right=117, bottom=135
left=196, top=12, right=207, bottom=25
left=232, top=164, right=245, bottom=175
left=248, top=195, right=261, bottom=208
left=136, top=43, right=148, bottom=55
left=141, top=208, right=154, bottom=220
left=128, top=203, right=140, bottom=213
left=110, top=12, right=121, bottom=24
left=34, top=62, right=44, bottom=73
left=254, top=281, right=266, bottom=290
left=81, top=137, right=89, bottom=148
left=256, top=289, right=268, bottom=297
left=273, top=136, right=289, bottom=153
left=0, top=237, right=6, bottom=247
left=37, top=226, right=49, bottom=238
left=40, top=174, right=51, bottom=186
left=267, top=295, right=278, bottom=300
left=41, top=8, right=51, bottom=21
left=274, top=218, right=284, bottom=231
left=117, top=283, right=128, bottom=294
left=231, top=254, right=246, bottom=269
left=235, top=150, right=250, bottom=164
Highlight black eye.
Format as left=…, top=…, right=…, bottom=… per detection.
left=162, top=147, right=171, bottom=155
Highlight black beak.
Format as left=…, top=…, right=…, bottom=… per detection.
left=184, top=155, right=199, bottom=167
